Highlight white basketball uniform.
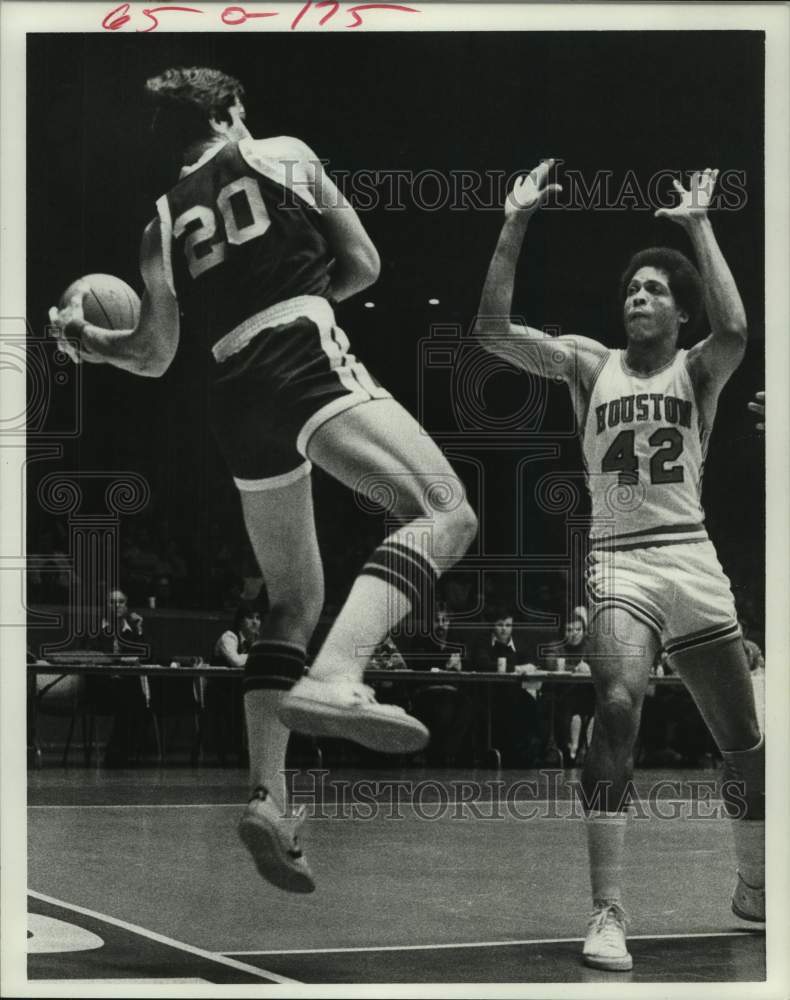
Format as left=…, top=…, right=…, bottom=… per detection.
left=580, top=349, right=740, bottom=657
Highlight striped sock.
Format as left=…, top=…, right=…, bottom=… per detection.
left=310, top=529, right=439, bottom=682
left=360, top=536, right=438, bottom=627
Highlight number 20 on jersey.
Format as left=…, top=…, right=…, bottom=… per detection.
left=173, top=177, right=271, bottom=278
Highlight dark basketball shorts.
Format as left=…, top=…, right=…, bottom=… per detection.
left=208, top=295, right=391, bottom=491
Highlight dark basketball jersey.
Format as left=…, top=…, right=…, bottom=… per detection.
left=156, top=137, right=332, bottom=354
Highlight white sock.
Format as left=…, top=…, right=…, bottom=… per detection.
left=310, top=575, right=412, bottom=682
left=244, top=689, right=291, bottom=812
left=585, top=810, right=629, bottom=906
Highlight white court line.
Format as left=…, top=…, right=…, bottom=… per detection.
left=27, top=890, right=301, bottom=985
left=35, top=979, right=209, bottom=985
left=28, top=804, right=244, bottom=810
left=226, top=930, right=759, bottom=957
left=27, top=798, right=726, bottom=810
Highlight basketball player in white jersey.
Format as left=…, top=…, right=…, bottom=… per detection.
left=476, top=162, right=764, bottom=971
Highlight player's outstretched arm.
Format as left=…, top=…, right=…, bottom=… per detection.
left=475, top=161, right=559, bottom=343
left=474, top=162, right=605, bottom=386
left=48, top=219, right=180, bottom=377
left=657, top=169, right=748, bottom=393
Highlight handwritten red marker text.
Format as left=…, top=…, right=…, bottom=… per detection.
left=101, top=1, right=419, bottom=31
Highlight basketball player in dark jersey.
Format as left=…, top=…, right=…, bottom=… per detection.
left=474, top=162, right=764, bottom=970
left=49, top=67, right=477, bottom=893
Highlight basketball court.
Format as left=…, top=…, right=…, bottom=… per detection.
left=27, top=765, right=765, bottom=985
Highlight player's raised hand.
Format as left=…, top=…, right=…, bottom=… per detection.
left=655, top=168, right=719, bottom=226
left=505, top=159, right=562, bottom=220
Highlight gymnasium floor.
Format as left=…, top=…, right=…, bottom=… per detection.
left=27, top=764, right=765, bottom=986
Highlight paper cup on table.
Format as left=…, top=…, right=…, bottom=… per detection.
left=496, top=657, right=507, bottom=673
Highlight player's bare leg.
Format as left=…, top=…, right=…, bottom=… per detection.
left=278, top=398, right=478, bottom=753
left=581, top=606, right=660, bottom=972
left=670, top=639, right=764, bottom=921
left=236, top=470, right=323, bottom=893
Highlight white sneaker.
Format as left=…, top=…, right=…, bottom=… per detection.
left=238, top=787, right=315, bottom=894
left=731, top=872, right=765, bottom=921
left=278, top=676, right=429, bottom=753
left=582, top=901, right=633, bottom=972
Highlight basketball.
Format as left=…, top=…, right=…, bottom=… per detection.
left=60, top=273, right=141, bottom=330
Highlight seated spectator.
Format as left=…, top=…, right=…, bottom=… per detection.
left=87, top=589, right=149, bottom=767
left=470, top=606, right=541, bottom=767
left=207, top=602, right=263, bottom=763
left=96, top=588, right=145, bottom=653
left=397, top=605, right=475, bottom=766
left=399, top=604, right=466, bottom=670
left=369, top=636, right=407, bottom=671
left=544, top=614, right=590, bottom=673
left=367, top=635, right=411, bottom=724
left=543, top=613, right=595, bottom=766
left=471, top=606, right=523, bottom=673
left=214, top=602, right=262, bottom=667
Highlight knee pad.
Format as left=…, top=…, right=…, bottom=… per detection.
left=244, top=640, right=306, bottom=693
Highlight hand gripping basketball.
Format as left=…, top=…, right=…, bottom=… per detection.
left=48, top=288, right=95, bottom=365
left=49, top=274, right=142, bottom=364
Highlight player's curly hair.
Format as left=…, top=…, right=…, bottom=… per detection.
left=145, top=67, right=245, bottom=154
left=619, top=246, right=704, bottom=337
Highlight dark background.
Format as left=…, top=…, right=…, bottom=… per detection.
left=26, top=30, right=765, bottom=634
